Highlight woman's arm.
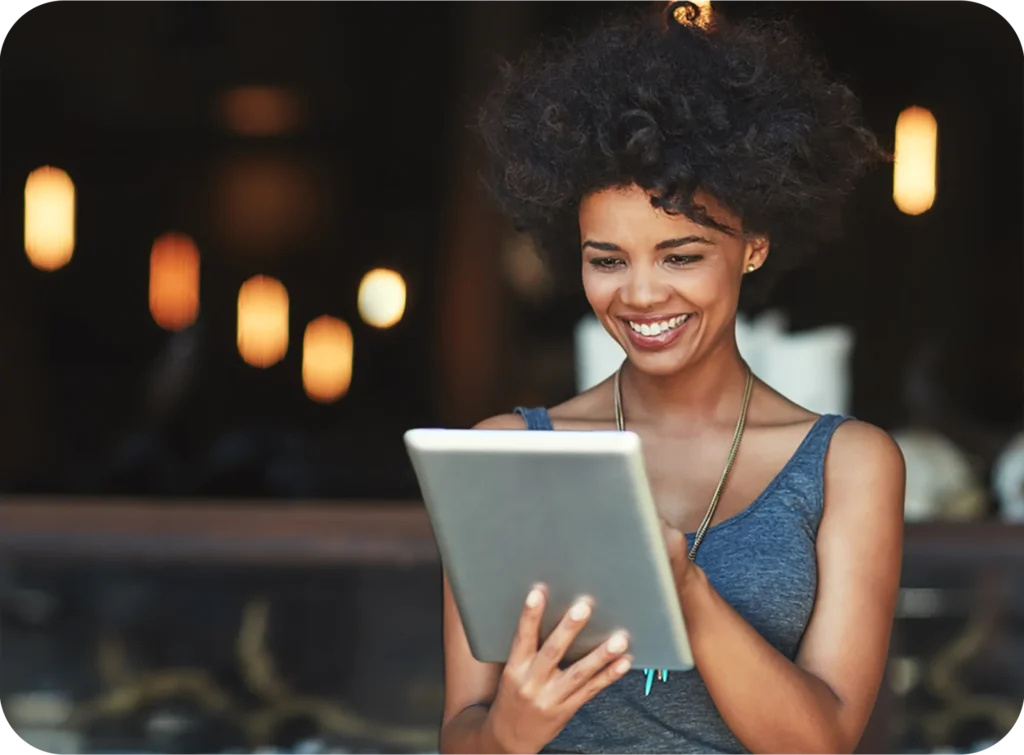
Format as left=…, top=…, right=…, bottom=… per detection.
left=439, top=412, right=634, bottom=754
left=674, top=420, right=905, bottom=754
left=439, top=414, right=525, bottom=753
left=438, top=572, right=507, bottom=753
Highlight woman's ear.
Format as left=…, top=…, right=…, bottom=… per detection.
left=743, top=235, right=770, bottom=273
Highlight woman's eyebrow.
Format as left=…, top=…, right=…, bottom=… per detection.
left=581, top=235, right=714, bottom=252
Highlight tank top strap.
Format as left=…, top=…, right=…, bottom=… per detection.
left=511, top=408, right=850, bottom=492
left=800, top=413, right=850, bottom=459
left=513, top=406, right=554, bottom=431
left=787, top=413, right=851, bottom=510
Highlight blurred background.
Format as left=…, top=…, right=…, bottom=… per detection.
left=0, top=1, right=1021, bottom=753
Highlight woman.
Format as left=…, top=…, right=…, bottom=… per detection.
left=440, top=3, right=905, bottom=753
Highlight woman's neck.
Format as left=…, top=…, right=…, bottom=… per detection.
left=618, top=337, right=751, bottom=430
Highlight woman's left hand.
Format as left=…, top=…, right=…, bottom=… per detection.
left=658, top=517, right=691, bottom=587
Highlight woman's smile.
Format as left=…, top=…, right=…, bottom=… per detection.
left=618, top=313, right=694, bottom=350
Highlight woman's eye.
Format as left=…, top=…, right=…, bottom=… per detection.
left=666, top=254, right=702, bottom=266
left=588, top=257, right=624, bottom=269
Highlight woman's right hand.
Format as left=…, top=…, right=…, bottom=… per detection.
left=484, top=584, right=633, bottom=754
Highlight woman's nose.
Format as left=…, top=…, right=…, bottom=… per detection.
left=620, top=267, right=671, bottom=309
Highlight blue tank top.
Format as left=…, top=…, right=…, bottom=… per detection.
left=512, top=406, right=848, bottom=754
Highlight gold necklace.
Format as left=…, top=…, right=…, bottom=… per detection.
left=610, top=362, right=757, bottom=692
left=613, top=363, right=754, bottom=561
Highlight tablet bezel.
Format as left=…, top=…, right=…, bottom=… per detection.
left=404, top=427, right=694, bottom=671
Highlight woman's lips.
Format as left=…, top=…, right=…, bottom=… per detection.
left=618, top=313, right=693, bottom=350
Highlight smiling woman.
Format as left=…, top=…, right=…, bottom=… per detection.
left=436, top=2, right=906, bottom=755
left=578, top=188, right=767, bottom=375
left=477, top=3, right=886, bottom=299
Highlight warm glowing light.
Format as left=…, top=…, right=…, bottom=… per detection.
left=302, top=316, right=354, bottom=403
left=893, top=106, right=938, bottom=216
left=213, top=157, right=319, bottom=254
left=237, top=275, right=289, bottom=368
left=149, top=233, right=200, bottom=331
left=218, top=86, right=304, bottom=137
left=24, top=166, right=75, bottom=271
left=670, top=0, right=713, bottom=29
left=357, top=269, right=407, bottom=329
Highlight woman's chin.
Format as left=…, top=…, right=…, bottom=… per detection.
left=623, top=347, right=697, bottom=377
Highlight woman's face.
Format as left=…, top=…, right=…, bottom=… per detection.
left=579, top=184, right=768, bottom=377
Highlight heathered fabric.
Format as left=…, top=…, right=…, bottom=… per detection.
left=512, top=406, right=847, bottom=754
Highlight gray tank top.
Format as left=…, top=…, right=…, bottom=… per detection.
left=512, top=406, right=848, bottom=754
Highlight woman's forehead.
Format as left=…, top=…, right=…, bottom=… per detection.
left=578, top=185, right=741, bottom=240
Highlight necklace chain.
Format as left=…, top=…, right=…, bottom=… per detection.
left=613, top=364, right=754, bottom=562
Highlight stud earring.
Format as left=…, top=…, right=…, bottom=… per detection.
left=746, top=263, right=756, bottom=273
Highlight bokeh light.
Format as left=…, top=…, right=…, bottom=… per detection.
left=894, top=105, right=938, bottom=216
left=237, top=275, right=289, bottom=368
left=149, top=233, right=200, bottom=331
left=357, top=269, right=407, bottom=329
left=24, top=166, right=75, bottom=271
left=302, top=315, right=354, bottom=403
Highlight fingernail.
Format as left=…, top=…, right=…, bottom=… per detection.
left=569, top=601, right=591, bottom=621
left=525, top=588, right=543, bottom=608
left=616, top=657, right=632, bottom=674
left=606, top=632, right=628, bottom=653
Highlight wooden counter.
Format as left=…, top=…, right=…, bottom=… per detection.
left=1, top=497, right=1022, bottom=567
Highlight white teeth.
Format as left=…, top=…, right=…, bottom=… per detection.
left=628, top=314, right=689, bottom=337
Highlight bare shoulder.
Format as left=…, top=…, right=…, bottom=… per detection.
left=546, top=379, right=616, bottom=428
left=828, top=419, right=906, bottom=482
left=473, top=413, right=527, bottom=430
left=822, top=419, right=906, bottom=520
left=473, top=382, right=614, bottom=432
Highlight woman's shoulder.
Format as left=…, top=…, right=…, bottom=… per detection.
left=817, top=418, right=906, bottom=529
left=473, top=413, right=528, bottom=430
left=472, top=378, right=617, bottom=432
left=758, top=381, right=903, bottom=479
left=827, top=419, right=906, bottom=480
left=546, top=379, right=617, bottom=430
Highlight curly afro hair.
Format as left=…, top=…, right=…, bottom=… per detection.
left=478, top=1, right=887, bottom=291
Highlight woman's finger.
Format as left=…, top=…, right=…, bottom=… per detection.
left=529, top=597, right=593, bottom=677
left=507, top=583, right=547, bottom=668
left=565, top=653, right=634, bottom=710
left=552, top=629, right=630, bottom=701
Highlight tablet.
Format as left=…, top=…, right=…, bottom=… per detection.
left=404, top=427, right=694, bottom=671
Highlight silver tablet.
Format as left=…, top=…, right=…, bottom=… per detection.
left=404, top=427, right=694, bottom=671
